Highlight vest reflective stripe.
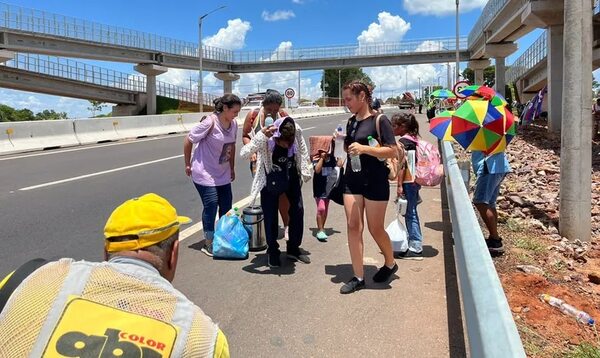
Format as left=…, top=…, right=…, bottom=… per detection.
left=30, top=259, right=93, bottom=357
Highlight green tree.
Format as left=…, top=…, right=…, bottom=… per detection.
left=87, top=100, right=106, bottom=117
left=35, top=109, right=68, bottom=120
left=461, top=66, right=496, bottom=85
left=320, top=68, right=374, bottom=98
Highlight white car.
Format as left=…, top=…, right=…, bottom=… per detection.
left=298, top=102, right=319, bottom=108
left=242, top=100, right=262, bottom=111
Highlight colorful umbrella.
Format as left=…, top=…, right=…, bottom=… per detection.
left=451, top=100, right=516, bottom=153
left=429, top=110, right=455, bottom=141
left=431, top=89, right=456, bottom=99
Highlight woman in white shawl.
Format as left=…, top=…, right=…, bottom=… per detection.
left=240, top=116, right=312, bottom=268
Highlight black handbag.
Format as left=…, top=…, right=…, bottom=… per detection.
left=327, top=166, right=345, bottom=205
left=265, top=168, right=289, bottom=194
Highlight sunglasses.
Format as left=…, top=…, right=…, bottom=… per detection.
left=350, top=120, right=358, bottom=138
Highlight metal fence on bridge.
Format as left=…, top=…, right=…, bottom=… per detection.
left=0, top=53, right=216, bottom=105
left=0, top=2, right=232, bottom=62
left=506, top=31, right=547, bottom=84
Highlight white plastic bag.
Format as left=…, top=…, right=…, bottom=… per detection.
left=386, top=218, right=408, bottom=253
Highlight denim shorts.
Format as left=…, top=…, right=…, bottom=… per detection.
left=473, top=172, right=506, bottom=209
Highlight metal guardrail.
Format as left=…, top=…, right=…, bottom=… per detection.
left=0, top=53, right=215, bottom=104
left=232, top=37, right=469, bottom=63
left=0, top=2, right=232, bottom=62
left=441, top=141, right=526, bottom=357
left=506, top=31, right=547, bottom=83
left=468, top=0, right=508, bottom=47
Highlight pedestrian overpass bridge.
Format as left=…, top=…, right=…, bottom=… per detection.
left=0, top=0, right=597, bottom=120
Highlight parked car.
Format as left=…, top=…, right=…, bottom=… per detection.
left=241, top=100, right=262, bottom=111
left=298, top=102, right=319, bottom=108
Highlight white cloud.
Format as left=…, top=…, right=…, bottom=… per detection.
left=415, top=40, right=444, bottom=52
left=203, top=18, right=251, bottom=50
left=357, top=12, right=411, bottom=44
left=261, top=10, right=296, bottom=22
left=403, top=0, right=486, bottom=17
left=292, top=0, right=304, bottom=4
left=158, top=68, right=197, bottom=88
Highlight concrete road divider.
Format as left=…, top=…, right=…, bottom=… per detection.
left=74, top=118, right=121, bottom=144
left=0, top=120, right=79, bottom=155
left=0, top=108, right=348, bottom=156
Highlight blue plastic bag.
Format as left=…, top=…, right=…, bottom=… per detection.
left=213, top=215, right=249, bottom=259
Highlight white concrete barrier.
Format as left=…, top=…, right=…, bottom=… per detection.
left=73, top=118, right=121, bottom=144
left=115, top=114, right=188, bottom=139
left=0, top=120, right=79, bottom=155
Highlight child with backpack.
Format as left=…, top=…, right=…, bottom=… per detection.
left=391, top=112, right=442, bottom=260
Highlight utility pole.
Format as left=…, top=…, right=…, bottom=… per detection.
left=338, top=69, right=342, bottom=107
left=456, top=0, right=460, bottom=81
left=198, top=5, right=227, bottom=113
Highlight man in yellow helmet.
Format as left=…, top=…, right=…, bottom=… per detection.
left=0, top=193, right=229, bottom=357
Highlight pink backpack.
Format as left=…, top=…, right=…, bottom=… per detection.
left=402, top=135, right=444, bottom=186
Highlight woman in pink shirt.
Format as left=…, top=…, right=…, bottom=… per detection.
left=184, top=94, right=241, bottom=256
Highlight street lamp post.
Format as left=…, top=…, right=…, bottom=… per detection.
left=199, top=5, right=226, bottom=113
left=418, top=76, right=421, bottom=99
left=456, top=0, right=460, bottom=82
left=338, top=69, right=341, bottom=107
left=298, top=54, right=304, bottom=107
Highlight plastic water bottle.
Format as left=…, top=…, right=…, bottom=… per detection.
left=540, top=294, right=595, bottom=326
left=396, top=195, right=408, bottom=216
left=226, top=207, right=240, bottom=218
left=367, top=135, right=385, bottom=162
left=334, top=124, right=345, bottom=159
left=350, top=153, right=361, bottom=172
left=264, top=114, right=274, bottom=127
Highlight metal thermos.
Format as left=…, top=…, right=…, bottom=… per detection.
left=242, top=205, right=266, bottom=251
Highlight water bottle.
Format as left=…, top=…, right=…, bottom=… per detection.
left=367, top=135, right=385, bottom=162
left=540, top=294, right=595, bottom=326
left=396, top=195, right=408, bottom=216
left=350, top=153, right=361, bottom=172
left=334, top=124, right=345, bottom=159
left=264, top=114, right=274, bottom=127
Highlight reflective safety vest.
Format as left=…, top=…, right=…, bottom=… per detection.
left=0, top=258, right=229, bottom=357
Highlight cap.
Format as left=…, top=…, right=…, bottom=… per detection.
left=104, top=193, right=191, bottom=253
left=272, top=116, right=294, bottom=139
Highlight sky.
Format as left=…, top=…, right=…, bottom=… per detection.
left=0, top=0, right=553, bottom=118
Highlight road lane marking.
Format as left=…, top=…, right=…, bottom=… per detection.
left=18, top=155, right=183, bottom=191
left=0, top=135, right=187, bottom=161
left=179, top=194, right=257, bottom=242
left=303, top=126, right=316, bottom=130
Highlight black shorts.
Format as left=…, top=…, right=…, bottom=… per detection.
left=343, top=172, right=390, bottom=201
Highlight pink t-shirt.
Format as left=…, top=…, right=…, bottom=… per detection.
left=188, top=113, right=237, bottom=186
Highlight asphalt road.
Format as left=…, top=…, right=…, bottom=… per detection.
left=0, top=113, right=349, bottom=276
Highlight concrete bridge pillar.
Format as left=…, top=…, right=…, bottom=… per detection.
left=134, top=64, right=168, bottom=115
left=559, top=0, right=593, bottom=242
left=214, top=72, right=240, bottom=94
left=484, top=43, right=517, bottom=97
left=469, top=59, right=490, bottom=85
left=547, top=25, right=564, bottom=133
left=494, top=57, right=506, bottom=97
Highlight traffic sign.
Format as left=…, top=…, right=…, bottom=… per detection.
left=453, top=80, right=470, bottom=99
left=285, top=88, right=295, bottom=99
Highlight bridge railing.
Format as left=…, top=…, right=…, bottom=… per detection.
left=1, top=53, right=147, bottom=92
left=0, top=2, right=232, bottom=62
left=506, top=31, right=547, bottom=83
left=0, top=53, right=215, bottom=104
left=232, top=37, right=469, bottom=63
left=468, top=0, right=508, bottom=47
left=441, top=141, right=526, bottom=357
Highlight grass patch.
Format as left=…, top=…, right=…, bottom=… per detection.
left=506, top=218, right=525, bottom=232
left=516, top=252, right=536, bottom=265
left=566, top=342, right=600, bottom=358
left=518, top=322, right=550, bottom=356
left=161, top=109, right=194, bottom=114
left=512, top=234, right=546, bottom=255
